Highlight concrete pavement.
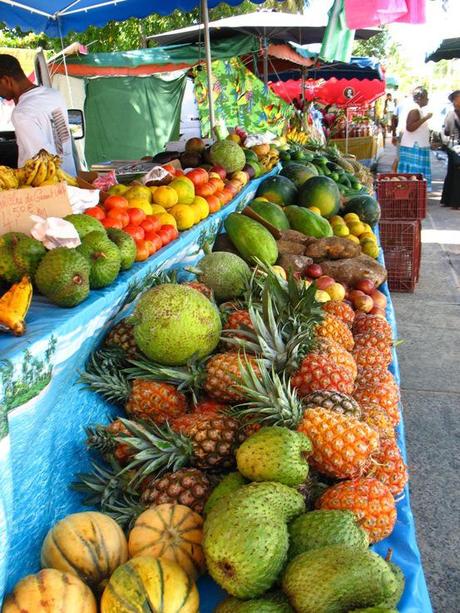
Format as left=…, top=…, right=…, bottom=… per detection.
left=377, top=145, right=460, bottom=612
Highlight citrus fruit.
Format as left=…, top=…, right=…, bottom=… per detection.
left=308, top=206, right=322, bottom=216
left=360, top=232, right=377, bottom=243
left=153, top=186, right=179, bottom=209
left=362, top=223, right=373, bottom=234
left=152, top=212, right=177, bottom=229
left=126, top=198, right=153, bottom=215
left=344, top=212, right=360, bottom=224
left=150, top=204, right=167, bottom=215
left=315, top=290, right=331, bottom=303
left=169, top=204, right=195, bottom=231
left=347, top=235, right=360, bottom=245
left=191, top=196, right=209, bottom=220
left=349, top=222, right=366, bottom=237
left=333, top=224, right=350, bottom=237
left=170, top=178, right=195, bottom=204
left=361, top=240, right=379, bottom=258
left=330, top=215, right=346, bottom=226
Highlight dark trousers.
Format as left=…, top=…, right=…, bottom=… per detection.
left=441, top=146, right=460, bottom=208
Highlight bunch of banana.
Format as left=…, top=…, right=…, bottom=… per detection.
left=16, top=149, right=78, bottom=188
left=0, top=165, right=19, bottom=190
left=287, top=127, right=309, bottom=145
left=0, top=276, right=33, bottom=336
left=258, top=147, right=280, bottom=172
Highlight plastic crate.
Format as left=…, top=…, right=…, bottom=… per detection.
left=380, top=220, right=421, bottom=292
left=376, top=173, right=427, bottom=220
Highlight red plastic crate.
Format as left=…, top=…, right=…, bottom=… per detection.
left=376, top=173, right=427, bottom=220
left=379, top=220, right=421, bottom=292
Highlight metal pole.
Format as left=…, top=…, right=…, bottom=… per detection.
left=201, top=0, right=216, bottom=136
left=263, top=35, right=269, bottom=85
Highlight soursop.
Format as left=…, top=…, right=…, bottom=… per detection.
left=210, top=140, right=246, bottom=173
left=77, top=231, right=121, bottom=288
left=106, top=228, right=136, bottom=271
left=204, top=472, right=248, bottom=515
left=216, top=592, right=293, bottom=612
left=0, top=232, right=46, bottom=283
left=34, top=248, right=90, bottom=307
left=193, top=251, right=251, bottom=301
left=65, top=213, right=106, bottom=239
left=288, top=510, right=369, bottom=559
left=282, top=545, right=398, bottom=613
left=236, top=427, right=312, bottom=487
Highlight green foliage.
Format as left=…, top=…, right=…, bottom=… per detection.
left=353, top=28, right=388, bottom=60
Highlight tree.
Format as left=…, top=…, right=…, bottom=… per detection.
left=353, top=29, right=388, bottom=59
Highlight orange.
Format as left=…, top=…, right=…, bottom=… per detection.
left=169, top=177, right=195, bottom=204
left=153, top=186, right=179, bottom=209
left=169, top=204, right=196, bottom=231
left=150, top=204, right=167, bottom=215
left=189, top=203, right=203, bottom=224
left=191, top=196, right=209, bottom=220
left=152, top=212, right=177, bottom=229
left=125, top=198, right=152, bottom=215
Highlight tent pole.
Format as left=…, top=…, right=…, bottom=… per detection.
left=263, top=36, right=269, bottom=85
left=201, top=0, right=216, bottom=137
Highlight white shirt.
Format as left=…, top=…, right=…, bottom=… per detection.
left=12, top=86, right=76, bottom=175
left=400, top=103, right=430, bottom=148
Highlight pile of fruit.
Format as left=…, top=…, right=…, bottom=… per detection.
left=0, top=149, right=78, bottom=189
left=2, top=242, right=408, bottom=610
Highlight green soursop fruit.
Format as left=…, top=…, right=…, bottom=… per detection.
left=34, top=247, right=90, bottom=307
left=204, top=472, right=248, bottom=515
left=0, top=232, right=46, bottom=283
left=77, top=231, right=121, bottom=289
left=216, top=592, right=293, bottom=612
left=236, top=427, right=312, bottom=487
left=282, top=545, right=398, bottom=613
left=193, top=251, right=251, bottom=301
left=65, top=213, right=106, bottom=239
left=107, top=228, right=136, bottom=271
left=376, top=562, right=405, bottom=608
left=209, top=140, right=246, bottom=173
left=288, top=510, right=369, bottom=559
left=205, top=482, right=305, bottom=529
left=204, top=514, right=289, bottom=598
left=133, top=283, right=222, bottom=365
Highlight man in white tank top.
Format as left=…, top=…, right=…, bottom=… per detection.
left=398, top=87, right=432, bottom=189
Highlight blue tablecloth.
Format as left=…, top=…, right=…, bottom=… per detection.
left=0, top=171, right=431, bottom=612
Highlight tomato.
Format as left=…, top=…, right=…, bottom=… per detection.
left=216, top=190, right=231, bottom=206
left=158, top=225, right=176, bottom=245
left=142, top=240, right=156, bottom=256
left=221, top=187, right=235, bottom=203
left=85, top=206, right=105, bottom=220
left=162, top=164, right=177, bottom=176
left=205, top=195, right=221, bottom=213
left=124, top=225, right=145, bottom=241
left=208, top=177, right=225, bottom=192
left=135, top=240, right=150, bottom=261
left=102, top=217, right=123, bottom=230
left=196, top=182, right=216, bottom=198
left=175, top=169, right=185, bottom=177
left=144, top=229, right=163, bottom=250
left=104, top=195, right=129, bottom=211
left=107, top=208, right=129, bottom=227
left=223, top=181, right=238, bottom=196
left=186, top=168, right=209, bottom=187
left=141, top=216, right=162, bottom=233
left=127, top=207, right=146, bottom=226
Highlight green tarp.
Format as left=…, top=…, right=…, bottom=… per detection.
left=84, top=74, right=186, bottom=165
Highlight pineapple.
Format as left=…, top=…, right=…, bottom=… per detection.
left=352, top=344, right=392, bottom=369
left=360, top=403, right=395, bottom=440
left=80, top=351, right=188, bottom=426
left=302, top=390, right=361, bottom=419
left=184, top=281, right=214, bottom=300
left=297, top=407, right=379, bottom=479
left=355, top=365, right=396, bottom=389
left=192, top=397, right=229, bottom=416
left=318, top=477, right=397, bottom=544
left=104, top=318, right=138, bottom=357
left=315, top=314, right=354, bottom=351
left=323, top=300, right=355, bottom=328
left=354, top=382, right=400, bottom=426
left=354, top=332, right=392, bottom=353
left=223, top=309, right=254, bottom=341
left=312, top=337, right=357, bottom=379
left=365, top=438, right=408, bottom=496
left=86, top=420, right=134, bottom=465
left=353, top=313, right=393, bottom=341
left=291, top=354, right=355, bottom=398
left=140, top=468, right=211, bottom=514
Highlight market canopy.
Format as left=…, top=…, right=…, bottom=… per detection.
left=271, top=77, right=385, bottom=107
left=425, top=37, right=460, bottom=62
left=150, top=10, right=378, bottom=46
left=0, top=0, right=274, bottom=37
left=264, top=54, right=384, bottom=82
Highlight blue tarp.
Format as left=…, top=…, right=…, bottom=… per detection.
left=0, top=0, right=276, bottom=37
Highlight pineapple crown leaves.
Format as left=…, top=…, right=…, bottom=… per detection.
left=115, top=418, right=193, bottom=483
left=231, top=357, right=304, bottom=430
left=79, top=348, right=131, bottom=404
left=85, top=424, right=118, bottom=454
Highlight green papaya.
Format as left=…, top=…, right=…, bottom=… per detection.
left=284, top=206, right=333, bottom=238
left=224, top=213, right=278, bottom=265
left=248, top=200, right=290, bottom=230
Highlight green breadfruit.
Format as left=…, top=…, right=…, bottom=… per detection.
left=288, top=510, right=369, bottom=559
left=77, top=231, right=121, bottom=289
left=192, top=251, right=251, bottom=301
left=34, top=247, right=90, bottom=307
left=282, top=545, right=398, bottom=613
left=209, top=140, right=246, bottom=173
left=216, top=592, right=293, bottom=612
left=205, top=514, right=289, bottom=599
left=107, top=228, right=137, bottom=271
left=0, top=232, right=46, bottom=283
left=236, top=427, right=312, bottom=487
left=204, top=472, right=248, bottom=516
left=65, top=213, right=106, bottom=239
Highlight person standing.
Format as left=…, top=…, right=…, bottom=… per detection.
left=441, top=90, right=460, bottom=209
left=397, top=86, right=432, bottom=189
left=0, top=54, right=76, bottom=175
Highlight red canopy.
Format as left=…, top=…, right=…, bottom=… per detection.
left=270, top=77, right=385, bottom=107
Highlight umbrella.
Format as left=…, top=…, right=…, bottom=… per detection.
left=426, top=37, right=460, bottom=62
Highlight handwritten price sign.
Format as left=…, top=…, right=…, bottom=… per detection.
left=0, top=182, right=72, bottom=234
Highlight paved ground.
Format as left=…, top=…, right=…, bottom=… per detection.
left=377, top=145, right=460, bottom=613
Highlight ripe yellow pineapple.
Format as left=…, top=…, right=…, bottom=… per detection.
left=365, top=438, right=408, bottom=496
left=140, top=468, right=211, bottom=514
left=291, top=354, right=355, bottom=398
left=360, top=403, right=396, bottom=440
left=126, top=379, right=188, bottom=424
left=312, top=337, right=357, bottom=379
left=203, top=352, right=261, bottom=403
left=354, top=381, right=400, bottom=426
left=315, top=313, right=354, bottom=351
left=323, top=300, right=355, bottom=328
left=353, top=313, right=393, bottom=341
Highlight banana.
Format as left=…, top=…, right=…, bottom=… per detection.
left=0, top=276, right=33, bottom=336
left=23, top=159, right=41, bottom=186
left=0, top=166, right=19, bottom=189
left=31, top=160, right=48, bottom=187
left=45, top=158, right=56, bottom=182
left=56, top=168, right=78, bottom=187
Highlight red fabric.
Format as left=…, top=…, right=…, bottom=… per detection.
left=270, top=78, right=385, bottom=107
left=344, top=0, right=425, bottom=28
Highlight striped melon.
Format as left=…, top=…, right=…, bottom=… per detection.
left=128, top=504, right=205, bottom=580
left=101, top=556, right=199, bottom=612
left=2, top=568, right=96, bottom=613
left=41, top=511, right=128, bottom=589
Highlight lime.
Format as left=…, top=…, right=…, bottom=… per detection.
left=361, top=240, right=379, bottom=258
left=333, top=224, right=350, bottom=237
left=344, top=212, right=360, bottom=224
left=349, top=222, right=366, bottom=237
left=330, top=215, right=346, bottom=226
left=360, top=232, right=377, bottom=243
left=347, top=235, right=361, bottom=245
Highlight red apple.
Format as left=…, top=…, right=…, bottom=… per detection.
left=305, top=263, right=323, bottom=279
left=355, top=279, right=376, bottom=295
left=316, top=275, right=335, bottom=290
left=370, top=289, right=387, bottom=309
left=370, top=306, right=387, bottom=318
left=353, top=294, right=374, bottom=313
left=349, top=289, right=365, bottom=303
left=210, top=165, right=227, bottom=180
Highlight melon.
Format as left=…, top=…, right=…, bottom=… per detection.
left=248, top=199, right=290, bottom=230
left=256, top=175, right=298, bottom=206
left=133, top=283, right=222, bottom=365
left=343, top=195, right=381, bottom=226
left=209, top=140, right=246, bottom=174
left=280, top=162, right=318, bottom=188
left=192, top=251, right=251, bottom=302
left=298, top=176, right=341, bottom=218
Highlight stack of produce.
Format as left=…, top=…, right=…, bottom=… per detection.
left=2, top=243, right=407, bottom=610
left=0, top=149, right=78, bottom=189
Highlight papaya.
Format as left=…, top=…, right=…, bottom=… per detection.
left=342, top=195, right=381, bottom=226
left=224, top=213, right=278, bottom=265
left=248, top=200, right=290, bottom=230
left=256, top=175, right=298, bottom=206
left=284, top=206, right=333, bottom=239
left=280, top=163, right=318, bottom=188
left=298, top=176, right=341, bottom=219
